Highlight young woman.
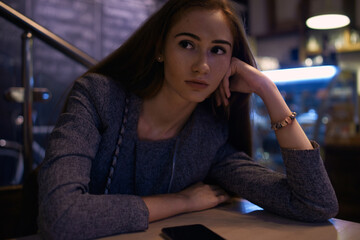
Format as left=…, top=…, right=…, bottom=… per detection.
left=38, top=0, right=338, bottom=239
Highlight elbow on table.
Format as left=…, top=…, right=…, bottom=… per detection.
left=38, top=197, right=150, bottom=239
left=38, top=209, right=81, bottom=240
left=316, top=203, right=339, bottom=222
left=301, top=198, right=339, bottom=222
left=318, top=192, right=339, bottom=221
left=38, top=210, right=110, bottom=240
left=38, top=200, right=102, bottom=240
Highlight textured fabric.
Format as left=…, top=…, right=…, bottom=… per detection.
left=38, top=73, right=338, bottom=239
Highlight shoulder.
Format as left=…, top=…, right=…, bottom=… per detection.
left=72, top=73, right=129, bottom=110
left=75, top=72, right=125, bottom=97
left=64, top=72, right=137, bottom=126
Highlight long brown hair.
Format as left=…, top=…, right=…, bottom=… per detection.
left=89, top=0, right=256, bottom=156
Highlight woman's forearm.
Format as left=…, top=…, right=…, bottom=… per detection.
left=257, top=79, right=313, bottom=150
left=142, top=193, right=188, bottom=222
left=142, top=182, right=230, bottom=222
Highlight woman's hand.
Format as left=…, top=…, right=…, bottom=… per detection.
left=214, top=58, right=313, bottom=150
left=178, top=182, right=230, bottom=212
left=142, top=182, right=230, bottom=222
left=215, top=57, right=273, bottom=106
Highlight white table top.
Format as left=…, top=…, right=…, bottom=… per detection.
left=102, top=199, right=360, bottom=240
left=17, top=199, right=360, bottom=240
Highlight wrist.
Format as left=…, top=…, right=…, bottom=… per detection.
left=142, top=193, right=190, bottom=222
left=257, top=79, right=292, bottom=123
left=255, top=76, right=277, bottom=98
left=175, top=192, right=192, bottom=213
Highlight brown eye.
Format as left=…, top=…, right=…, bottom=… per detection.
left=179, top=40, right=193, bottom=49
left=211, top=46, right=226, bottom=55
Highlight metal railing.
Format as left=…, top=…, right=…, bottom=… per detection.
left=0, top=1, right=97, bottom=67
left=0, top=1, right=98, bottom=180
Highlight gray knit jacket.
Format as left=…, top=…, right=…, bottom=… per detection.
left=38, top=73, right=338, bottom=239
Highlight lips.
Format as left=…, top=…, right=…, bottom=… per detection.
left=185, top=80, right=209, bottom=89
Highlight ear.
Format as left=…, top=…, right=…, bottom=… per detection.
left=155, top=41, right=164, bottom=62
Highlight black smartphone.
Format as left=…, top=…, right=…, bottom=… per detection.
left=161, top=224, right=226, bottom=240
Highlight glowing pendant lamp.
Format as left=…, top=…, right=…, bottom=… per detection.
left=306, top=0, right=350, bottom=30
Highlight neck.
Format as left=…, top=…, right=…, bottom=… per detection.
left=138, top=91, right=197, bottom=141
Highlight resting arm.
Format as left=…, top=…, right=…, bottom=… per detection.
left=214, top=59, right=337, bottom=221
left=38, top=77, right=149, bottom=240
left=218, top=58, right=313, bottom=150
left=143, top=182, right=229, bottom=222
left=208, top=143, right=338, bottom=222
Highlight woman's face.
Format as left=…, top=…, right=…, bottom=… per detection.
left=160, top=8, right=234, bottom=104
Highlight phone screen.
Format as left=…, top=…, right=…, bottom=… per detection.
left=161, top=224, right=225, bottom=240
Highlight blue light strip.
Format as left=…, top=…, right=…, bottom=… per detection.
left=262, top=65, right=339, bottom=83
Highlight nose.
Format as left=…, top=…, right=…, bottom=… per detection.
left=191, top=52, right=210, bottom=75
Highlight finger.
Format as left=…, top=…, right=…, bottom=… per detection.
left=222, top=69, right=231, bottom=98
left=215, top=188, right=228, bottom=197
left=217, top=193, right=230, bottom=204
left=209, top=185, right=226, bottom=194
left=212, top=187, right=230, bottom=203
left=214, top=86, right=228, bottom=107
left=218, top=84, right=229, bottom=107
left=214, top=90, right=222, bottom=107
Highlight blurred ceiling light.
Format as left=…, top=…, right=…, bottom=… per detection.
left=306, top=14, right=350, bottom=30
left=304, top=58, right=313, bottom=66
left=262, top=65, right=338, bottom=83
left=256, top=57, right=280, bottom=71
left=306, top=0, right=350, bottom=30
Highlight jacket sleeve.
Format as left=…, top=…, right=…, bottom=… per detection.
left=207, top=141, right=338, bottom=222
left=38, top=74, right=149, bottom=240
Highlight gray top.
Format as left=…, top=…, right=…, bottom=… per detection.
left=38, top=73, right=338, bottom=240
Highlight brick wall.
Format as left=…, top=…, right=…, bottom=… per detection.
left=0, top=0, right=164, bottom=183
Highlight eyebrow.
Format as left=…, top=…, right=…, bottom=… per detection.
left=175, top=32, right=232, bottom=47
